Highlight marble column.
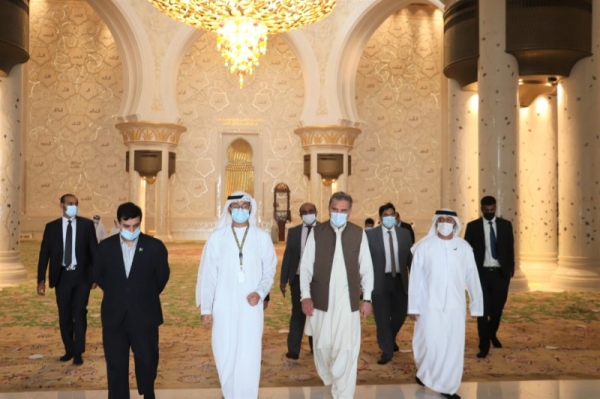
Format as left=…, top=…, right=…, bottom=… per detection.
left=551, top=43, right=600, bottom=290
left=478, top=0, right=528, bottom=291
left=0, top=66, right=27, bottom=287
left=115, top=122, right=186, bottom=240
left=294, top=126, right=361, bottom=216
left=518, top=96, right=558, bottom=287
left=446, top=79, right=479, bottom=224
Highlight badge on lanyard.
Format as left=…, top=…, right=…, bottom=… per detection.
left=238, top=270, right=245, bottom=283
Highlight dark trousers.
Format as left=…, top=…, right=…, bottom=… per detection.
left=287, top=277, right=313, bottom=356
left=372, top=274, right=408, bottom=359
left=103, top=317, right=159, bottom=399
left=54, top=268, right=91, bottom=356
left=477, top=268, right=511, bottom=353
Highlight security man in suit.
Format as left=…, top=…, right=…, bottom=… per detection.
left=464, top=195, right=515, bottom=359
left=94, top=202, right=170, bottom=399
left=366, top=203, right=412, bottom=364
left=37, top=193, right=98, bottom=365
left=280, top=202, right=317, bottom=359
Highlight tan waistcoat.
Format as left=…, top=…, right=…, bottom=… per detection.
left=311, top=221, right=363, bottom=312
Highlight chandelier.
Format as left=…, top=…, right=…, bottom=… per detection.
left=148, top=0, right=337, bottom=87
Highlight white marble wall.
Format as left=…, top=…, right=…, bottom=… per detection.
left=24, top=0, right=126, bottom=233
left=352, top=5, right=443, bottom=230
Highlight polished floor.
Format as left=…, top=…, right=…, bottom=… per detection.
left=1, top=380, right=599, bottom=399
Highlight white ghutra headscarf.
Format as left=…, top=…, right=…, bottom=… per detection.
left=412, top=208, right=462, bottom=253
left=216, top=191, right=257, bottom=229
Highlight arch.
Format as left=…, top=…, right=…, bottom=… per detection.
left=86, top=0, right=155, bottom=119
left=225, top=139, right=255, bottom=197
left=160, top=23, right=320, bottom=125
left=326, top=0, right=444, bottom=125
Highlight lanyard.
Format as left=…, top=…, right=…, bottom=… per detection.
left=232, top=225, right=250, bottom=266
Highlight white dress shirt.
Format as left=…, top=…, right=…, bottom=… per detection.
left=381, top=225, right=399, bottom=274
left=62, top=216, right=77, bottom=268
left=483, top=217, right=501, bottom=267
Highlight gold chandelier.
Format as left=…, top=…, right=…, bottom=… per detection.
left=148, top=0, right=337, bottom=87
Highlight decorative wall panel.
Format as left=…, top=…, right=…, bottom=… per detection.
left=25, top=0, right=125, bottom=226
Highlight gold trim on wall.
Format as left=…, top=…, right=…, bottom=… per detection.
left=115, top=121, right=187, bottom=145
left=294, top=125, right=362, bottom=148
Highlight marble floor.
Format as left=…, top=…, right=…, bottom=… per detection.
left=1, top=380, right=599, bottom=399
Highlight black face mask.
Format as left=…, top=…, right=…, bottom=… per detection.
left=483, top=212, right=495, bottom=221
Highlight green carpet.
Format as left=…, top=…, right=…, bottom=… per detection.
left=1, top=241, right=599, bottom=392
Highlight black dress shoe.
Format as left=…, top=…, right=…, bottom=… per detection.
left=393, top=343, right=400, bottom=352
left=285, top=352, right=299, bottom=360
left=441, top=393, right=461, bottom=399
left=415, top=376, right=425, bottom=386
left=59, top=353, right=73, bottom=362
left=491, top=337, right=503, bottom=348
left=476, top=351, right=488, bottom=359
left=73, top=355, right=83, bottom=365
left=377, top=356, right=391, bottom=365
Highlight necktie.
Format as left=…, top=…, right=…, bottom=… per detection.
left=388, top=230, right=397, bottom=277
left=489, top=221, right=498, bottom=259
left=64, top=220, right=73, bottom=267
left=305, top=224, right=313, bottom=244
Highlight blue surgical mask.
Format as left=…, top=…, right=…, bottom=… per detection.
left=330, top=212, right=348, bottom=227
left=302, top=214, right=316, bottom=225
left=382, top=216, right=396, bottom=229
left=231, top=208, right=250, bottom=224
left=65, top=205, right=78, bottom=218
left=120, top=227, right=141, bottom=241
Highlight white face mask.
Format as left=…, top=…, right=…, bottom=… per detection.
left=302, top=214, right=316, bottom=225
left=436, top=222, right=454, bottom=237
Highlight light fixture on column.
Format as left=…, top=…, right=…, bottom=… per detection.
left=148, top=0, right=336, bottom=87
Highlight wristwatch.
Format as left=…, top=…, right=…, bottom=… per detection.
left=363, top=299, right=372, bottom=303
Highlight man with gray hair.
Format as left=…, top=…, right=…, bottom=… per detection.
left=196, top=191, right=277, bottom=399
left=300, top=191, right=374, bottom=398
left=409, top=209, right=483, bottom=399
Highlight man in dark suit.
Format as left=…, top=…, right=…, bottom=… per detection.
left=280, top=202, right=317, bottom=360
left=464, top=195, right=515, bottom=359
left=37, top=193, right=98, bottom=365
left=94, top=202, right=170, bottom=399
left=366, top=203, right=412, bottom=365
left=395, top=211, right=415, bottom=244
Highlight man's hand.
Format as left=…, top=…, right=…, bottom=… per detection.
left=301, top=298, right=314, bottom=317
left=360, top=301, right=372, bottom=319
left=201, top=314, right=213, bottom=329
left=37, top=281, right=45, bottom=296
left=409, top=313, right=419, bottom=321
left=91, top=283, right=98, bottom=290
left=247, top=292, right=260, bottom=306
left=279, top=282, right=286, bottom=298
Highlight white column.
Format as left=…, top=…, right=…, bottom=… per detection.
left=479, top=0, right=528, bottom=291
left=518, top=96, right=558, bottom=287
left=446, top=79, right=479, bottom=224
left=154, top=148, right=171, bottom=241
left=552, top=21, right=600, bottom=290
left=0, top=66, right=26, bottom=287
left=309, top=147, right=321, bottom=206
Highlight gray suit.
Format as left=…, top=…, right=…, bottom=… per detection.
left=366, top=225, right=412, bottom=360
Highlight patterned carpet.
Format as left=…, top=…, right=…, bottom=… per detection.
left=1, top=241, right=600, bottom=392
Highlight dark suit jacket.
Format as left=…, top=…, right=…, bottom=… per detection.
left=366, top=226, right=412, bottom=295
left=37, top=216, right=98, bottom=287
left=399, top=221, right=415, bottom=244
left=280, top=222, right=318, bottom=285
left=93, top=233, right=170, bottom=331
left=464, top=217, right=515, bottom=278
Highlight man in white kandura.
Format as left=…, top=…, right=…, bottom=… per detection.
left=300, top=191, right=374, bottom=399
left=409, top=209, right=483, bottom=399
left=196, top=191, right=277, bottom=399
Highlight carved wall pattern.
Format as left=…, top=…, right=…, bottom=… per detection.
left=26, top=0, right=126, bottom=222
left=174, top=33, right=307, bottom=221
left=352, top=5, right=443, bottom=223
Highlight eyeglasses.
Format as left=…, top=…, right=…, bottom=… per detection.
left=230, top=204, right=251, bottom=210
